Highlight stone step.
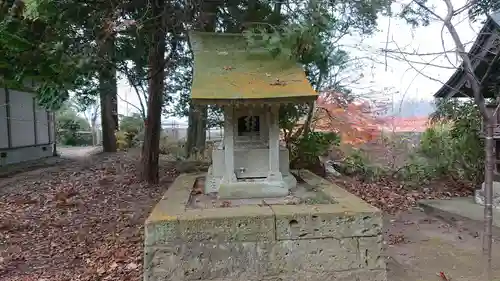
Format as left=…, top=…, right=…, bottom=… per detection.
left=418, top=197, right=500, bottom=240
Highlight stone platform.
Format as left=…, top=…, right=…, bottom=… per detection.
left=419, top=197, right=500, bottom=239
left=144, top=170, right=386, bottom=281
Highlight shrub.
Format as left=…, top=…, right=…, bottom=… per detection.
left=159, top=137, right=186, bottom=159
left=56, top=111, right=93, bottom=146
left=396, top=154, right=435, bottom=186
left=290, top=132, right=340, bottom=171
left=341, top=149, right=386, bottom=182
left=115, top=131, right=129, bottom=151
left=399, top=100, right=484, bottom=186
left=418, top=122, right=455, bottom=175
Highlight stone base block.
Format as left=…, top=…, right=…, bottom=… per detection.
left=205, top=165, right=297, bottom=199
left=218, top=181, right=290, bottom=199
left=474, top=181, right=500, bottom=209
left=145, top=170, right=386, bottom=281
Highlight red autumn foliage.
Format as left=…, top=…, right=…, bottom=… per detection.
left=310, top=92, right=384, bottom=145
left=379, top=116, right=430, bottom=133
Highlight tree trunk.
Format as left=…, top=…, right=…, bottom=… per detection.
left=98, top=18, right=118, bottom=152
left=185, top=1, right=216, bottom=158
left=91, top=118, right=97, bottom=146
left=292, top=101, right=315, bottom=140
left=141, top=0, right=166, bottom=183
left=185, top=104, right=198, bottom=158
left=195, top=106, right=207, bottom=159
left=483, top=117, right=494, bottom=281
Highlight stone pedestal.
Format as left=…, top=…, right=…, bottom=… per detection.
left=144, top=171, right=387, bottom=281
left=474, top=181, right=500, bottom=209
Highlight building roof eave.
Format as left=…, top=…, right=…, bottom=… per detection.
left=434, top=13, right=500, bottom=99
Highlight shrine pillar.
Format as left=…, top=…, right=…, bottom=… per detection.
left=267, top=105, right=282, bottom=181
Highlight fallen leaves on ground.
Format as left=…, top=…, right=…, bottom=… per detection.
left=0, top=152, right=178, bottom=281
left=387, top=233, right=407, bottom=245
left=328, top=175, right=473, bottom=214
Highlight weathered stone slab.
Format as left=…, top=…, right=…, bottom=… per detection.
left=180, top=241, right=271, bottom=280
left=270, top=269, right=387, bottom=281
left=146, top=173, right=198, bottom=223
left=218, top=181, right=289, bottom=199
left=270, top=238, right=361, bottom=272
left=358, top=235, right=386, bottom=269
left=144, top=245, right=184, bottom=281
left=144, top=242, right=272, bottom=281
left=179, top=207, right=275, bottom=242
left=180, top=269, right=387, bottom=281
left=272, top=170, right=382, bottom=240
left=146, top=206, right=275, bottom=244
left=273, top=204, right=383, bottom=240
left=145, top=220, right=180, bottom=246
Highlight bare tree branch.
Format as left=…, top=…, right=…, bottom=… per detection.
left=118, top=93, right=144, bottom=116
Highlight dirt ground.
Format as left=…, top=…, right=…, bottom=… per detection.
left=57, top=146, right=102, bottom=159
left=0, top=151, right=178, bottom=281
left=385, top=209, right=500, bottom=281
left=0, top=151, right=498, bottom=281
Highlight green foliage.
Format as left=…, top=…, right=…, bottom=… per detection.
left=399, top=99, right=484, bottom=185
left=468, top=0, right=500, bottom=21
left=115, top=113, right=146, bottom=149
left=0, top=0, right=97, bottom=109
left=419, top=123, right=455, bottom=174
left=279, top=103, right=309, bottom=134
left=293, top=131, right=340, bottom=163
left=55, top=105, right=92, bottom=146
left=396, top=154, right=435, bottom=186
left=341, top=149, right=386, bottom=182
left=289, top=131, right=340, bottom=173
left=115, top=131, right=129, bottom=151
left=159, top=137, right=186, bottom=160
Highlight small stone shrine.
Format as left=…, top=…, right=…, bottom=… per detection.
left=143, top=31, right=386, bottom=281
left=189, top=32, right=317, bottom=199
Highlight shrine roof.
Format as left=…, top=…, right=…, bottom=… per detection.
left=189, top=31, right=317, bottom=104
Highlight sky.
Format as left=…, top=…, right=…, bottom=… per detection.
left=116, top=0, right=482, bottom=123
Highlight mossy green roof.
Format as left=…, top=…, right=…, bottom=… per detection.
left=189, top=31, right=317, bottom=104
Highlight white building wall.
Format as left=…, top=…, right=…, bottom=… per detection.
left=0, top=89, right=8, bottom=148
left=9, top=89, right=36, bottom=147
left=35, top=108, right=50, bottom=144
left=0, top=88, right=55, bottom=166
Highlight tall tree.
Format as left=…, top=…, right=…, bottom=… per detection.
left=395, top=1, right=500, bottom=279
left=141, top=0, right=168, bottom=183
left=140, top=0, right=186, bottom=183
left=98, top=15, right=118, bottom=152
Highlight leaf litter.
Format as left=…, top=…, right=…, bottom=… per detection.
left=327, top=175, right=473, bottom=215
left=0, top=152, right=178, bottom=281
left=0, top=150, right=476, bottom=280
